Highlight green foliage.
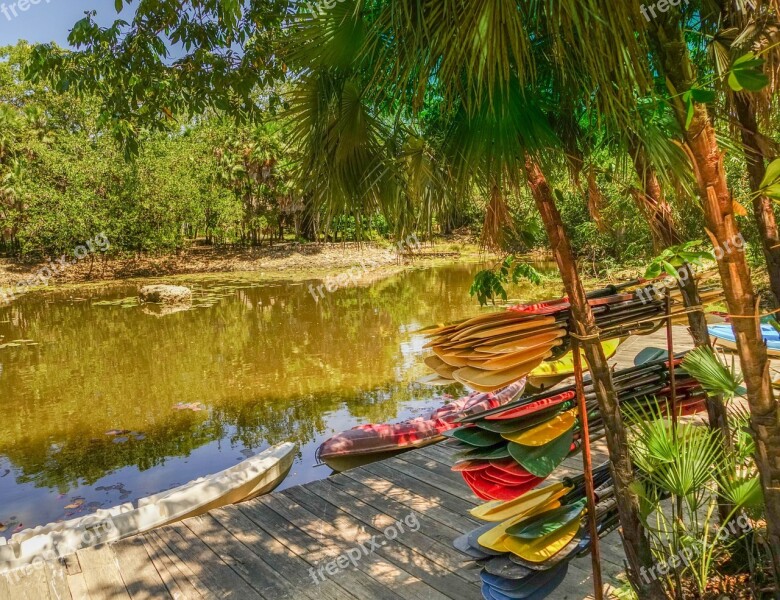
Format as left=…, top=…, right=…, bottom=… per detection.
left=758, top=157, right=780, bottom=201
left=727, top=52, right=770, bottom=93
left=681, top=346, right=745, bottom=401
left=625, top=401, right=764, bottom=596
left=469, top=256, right=543, bottom=306
left=682, top=87, right=716, bottom=130
left=644, top=241, right=715, bottom=280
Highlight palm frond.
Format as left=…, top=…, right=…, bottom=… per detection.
left=681, top=345, right=744, bottom=400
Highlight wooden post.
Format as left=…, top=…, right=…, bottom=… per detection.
left=572, top=338, right=604, bottom=600
left=665, top=295, right=678, bottom=430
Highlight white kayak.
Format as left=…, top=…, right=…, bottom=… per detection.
left=0, top=442, right=296, bottom=574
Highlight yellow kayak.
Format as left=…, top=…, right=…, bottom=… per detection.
left=527, top=338, right=623, bottom=389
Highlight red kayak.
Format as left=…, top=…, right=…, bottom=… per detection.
left=316, top=380, right=527, bottom=472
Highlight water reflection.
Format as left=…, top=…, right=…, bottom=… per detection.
left=0, top=262, right=556, bottom=535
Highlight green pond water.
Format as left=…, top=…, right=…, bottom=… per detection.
left=0, top=261, right=557, bottom=537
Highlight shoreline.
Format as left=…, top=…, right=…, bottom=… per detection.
left=0, top=240, right=502, bottom=298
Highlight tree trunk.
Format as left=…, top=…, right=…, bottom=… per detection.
left=524, top=154, right=666, bottom=599
left=677, top=262, right=734, bottom=473
left=586, top=168, right=609, bottom=234
left=300, top=193, right=317, bottom=242
left=733, top=93, right=780, bottom=305
left=650, top=21, right=780, bottom=577
left=627, top=134, right=681, bottom=252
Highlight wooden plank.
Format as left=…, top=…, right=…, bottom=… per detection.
left=285, top=483, right=480, bottom=599
left=154, top=521, right=261, bottom=599
left=208, top=506, right=349, bottom=600
left=343, top=467, right=482, bottom=534
left=0, top=566, right=50, bottom=600
left=411, top=444, right=455, bottom=467
left=394, top=451, right=463, bottom=481
left=384, top=455, right=480, bottom=502
left=110, top=537, right=170, bottom=600
left=181, top=513, right=314, bottom=600
left=0, top=573, right=11, bottom=600
left=296, top=479, right=479, bottom=582
left=359, top=461, right=479, bottom=518
left=146, top=530, right=214, bottom=599
left=66, top=573, right=90, bottom=600
left=62, top=554, right=82, bottom=576
left=45, top=559, right=73, bottom=600
left=324, top=473, right=480, bottom=581
left=139, top=534, right=203, bottom=598
left=77, top=545, right=132, bottom=599
left=241, top=495, right=396, bottom=598
left=249, top=494, right=419, bottom=599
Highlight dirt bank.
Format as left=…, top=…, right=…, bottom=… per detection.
left=0, top=240, right=485, bottom=290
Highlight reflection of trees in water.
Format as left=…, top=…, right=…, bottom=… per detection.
left=0, top=265, right=484, bottom=490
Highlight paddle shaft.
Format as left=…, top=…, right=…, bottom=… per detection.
left=571, top=339, right=604, bottom=600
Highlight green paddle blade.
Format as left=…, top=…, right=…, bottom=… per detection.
left=454, top=443, right=511, bottom=461
left=507, top=426, right=574, bottom=478
left=506, top=499, right=587, bottom=540
left=445, top=427, right=504, bottom=447
left=475, top=405, right=568, bottom=434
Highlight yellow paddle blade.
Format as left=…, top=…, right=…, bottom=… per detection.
left=423, top=355, right=457, bottom=378
left=477, top=499, right=562, bottom=552
left=432, top=345, right=472, bottom=367
left=450, top=313, right=540, bottom=341
left=529, top=338, right=622, bottom=377
left=470, top=483, right=570, bottom=522
left=503, top=517, right=581, bottom=562
left=460, top=316, right=557, bottom=341
left=477, top=328, right=567, bottom=355
left=501, top=409, right=578, bottom=446
left=453, top=351, right=552, bottom=391
left=416, top=373, right=455, bottom=386
left=478, top=341, right=564, bottom=371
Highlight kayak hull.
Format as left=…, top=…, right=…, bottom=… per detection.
left=709, top=323, right=780, bottom=358
left=318, top=381, right=526, bottom=472
left=0, top=442, right=296, bottom=574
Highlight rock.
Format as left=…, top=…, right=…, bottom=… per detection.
left=138, top=284, right=192, bottom=305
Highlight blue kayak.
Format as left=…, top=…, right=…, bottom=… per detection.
left=708, top=323, right=780, bottom=356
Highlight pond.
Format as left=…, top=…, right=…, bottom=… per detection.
left=0, top=260, right=559, bottom=537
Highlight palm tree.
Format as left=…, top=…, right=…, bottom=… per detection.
left=287, top=2, right=669, bottom=596
left=707, top=0, right=780, bottom=305
left=643, top=3, right=780, bottom=576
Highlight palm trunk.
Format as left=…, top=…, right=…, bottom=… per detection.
left=627, top=134, right=681, bottom=252
left=733, top=93, right=780, bottom=305
left=586, top=168, right=609, bottom=234
left=524, top=154, right=666, bottom=599
left=650, top=21, right=780, bottom=577
left=628, top=136, right=731, bottom=448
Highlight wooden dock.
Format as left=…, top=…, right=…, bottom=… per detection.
left=0, top=328, right=706, bottom=600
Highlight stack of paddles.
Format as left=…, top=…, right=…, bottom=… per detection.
left=454, top=465, right=620, bottom=600
left=422, top=282, right=722, bottom=392
left=444, top=356, right=709, bottom=501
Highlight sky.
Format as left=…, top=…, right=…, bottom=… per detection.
left=0, top=0, right=122, bottom=47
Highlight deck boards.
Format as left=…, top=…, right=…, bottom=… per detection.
left=0, top=327, right=701, bottom=600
